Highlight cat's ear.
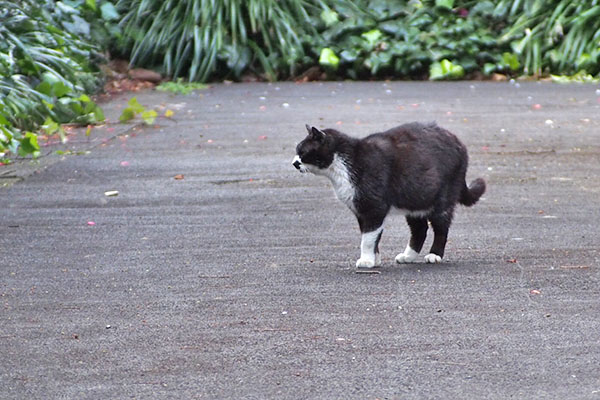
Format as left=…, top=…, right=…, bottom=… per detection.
left=310, top=126, right=326, bottom=142
left=305, top=124, right=312, bottom=135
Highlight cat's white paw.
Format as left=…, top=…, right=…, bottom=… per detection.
left=395, top=247, right=419, bottom=264
left=395, top=253, right=417, bottom=263
left=424, top=253, right=442, bottom=263
left=356, top=257, right=377, bottom=268
left=375, top=253, right=382, bottom=267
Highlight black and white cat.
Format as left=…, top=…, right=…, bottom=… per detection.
left=292, top=122, right=485, bottom=268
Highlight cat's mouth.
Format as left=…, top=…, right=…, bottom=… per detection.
left=292, top=155, right=309, bottom=173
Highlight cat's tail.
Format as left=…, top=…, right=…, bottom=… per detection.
left=460, top=178, right=486, bottom=206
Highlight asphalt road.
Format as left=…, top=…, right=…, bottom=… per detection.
left=1, top=81, right=599, bottom=399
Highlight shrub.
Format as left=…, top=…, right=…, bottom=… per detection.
left=498, top=0, right=600, bottom=76
left=310, top=1, right=519, bottom=79
left=0, top=0, right=112, bottom=157
left=116, top=0, right=320, bottom=81
left=113, top=0, right=526, bottom=81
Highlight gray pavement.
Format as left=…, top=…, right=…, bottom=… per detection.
left=1, top=81, right=599, bottom=399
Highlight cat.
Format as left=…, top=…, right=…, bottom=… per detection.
left=292, top=122, right=486, bottom=268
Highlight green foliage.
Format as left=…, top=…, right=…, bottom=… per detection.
left=0, top=0, right=110, bottom=158
left=313, top=0, right=600, bottom=79
left=114, top=0, right=600, bottom=81
left=18, top=132, right=40, bottom=158
left=436, top=0, right=455, bottom=9
left=498, top=0, right=600, bottom=76
left=430, top=59, right=465, bottom=80
left=319, top=48, right=340, bottom=69
left=308, top=1, right=508, bottom=79
left=119, top=97, right=157, bottom=125
left=43, top=0, right=121, bottom=50
left=116, top=0, right=319, bottom=82
left=156, top=78, right=208, bottom=95
left=483, top=52, right=520, bottom=75
left=551, top=71, right=600, bottom=84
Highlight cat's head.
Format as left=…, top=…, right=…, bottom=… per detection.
left=292, top=125, right=334, bottom=173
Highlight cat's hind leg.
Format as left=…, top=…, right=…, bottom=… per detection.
left=425, top=211, right=453, bottom=263
left=396, top=216, right=428, bottom=264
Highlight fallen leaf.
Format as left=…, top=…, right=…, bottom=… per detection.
left=165, top=109, right=174, bottom=118
left=560, top=265, right=590, bottom=270
left=174, top=174, right=184, bottom=180
left=355, top=269, right=381, bottom=274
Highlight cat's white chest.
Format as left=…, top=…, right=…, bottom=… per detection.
left=322, top=155, right=356, bottom=213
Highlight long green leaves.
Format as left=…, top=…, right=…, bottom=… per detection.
left=117, top=0, right=321, bottom=81
left=499, top=0, right=600, bottom=75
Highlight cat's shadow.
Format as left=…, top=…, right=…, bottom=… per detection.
left=349, top=262, right=463, bottom=276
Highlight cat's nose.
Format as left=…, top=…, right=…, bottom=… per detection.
left=292, top=155, right=302, bottom=170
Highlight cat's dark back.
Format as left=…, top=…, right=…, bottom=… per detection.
left=324, top=122, right=481, bottom=215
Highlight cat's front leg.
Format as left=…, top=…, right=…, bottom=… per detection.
left=396, top=216, right=428, bottom=264
left=356, top=226, right=383, bottom=268
left=395, top=244, right=419, bottom=263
